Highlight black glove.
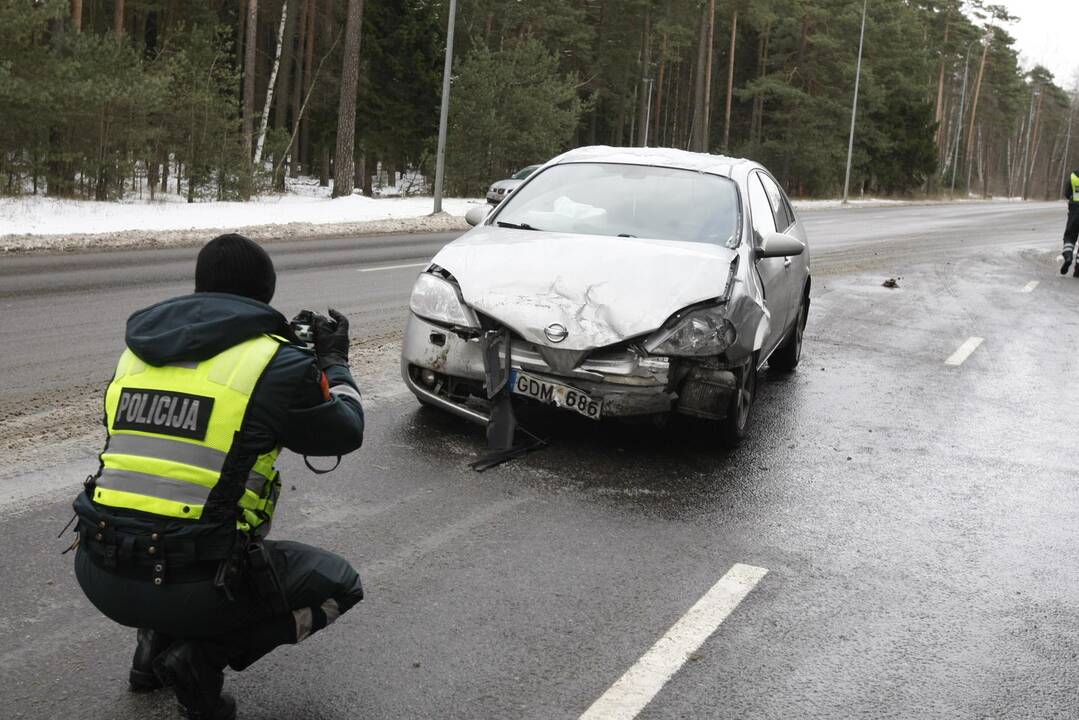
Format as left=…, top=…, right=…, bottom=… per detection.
left=313, top=308, right=350, bottom=370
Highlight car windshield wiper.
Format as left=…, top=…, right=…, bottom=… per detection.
left=497, top=221, right=542, bottom=231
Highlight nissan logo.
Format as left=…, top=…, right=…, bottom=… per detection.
left=544, top=323, right=569, bottom=343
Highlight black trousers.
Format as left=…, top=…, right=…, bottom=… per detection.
left=1065, top=204, right=1079, bottom=247
left=75, top=540, right=363, bottom=671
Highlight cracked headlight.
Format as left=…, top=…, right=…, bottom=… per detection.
left=643, top=306, right=737, bottom=357
left=409, top=273, right=480, bottom=329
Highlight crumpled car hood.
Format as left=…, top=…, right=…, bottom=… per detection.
left=431, top=227, right=737, bottom=351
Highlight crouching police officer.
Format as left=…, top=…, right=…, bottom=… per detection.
left=1061, top=166, right=1079, bottom=276
left=70, top=234, right=366, bottom=720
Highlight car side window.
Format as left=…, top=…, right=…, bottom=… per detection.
left=748, top=173, right=777, bottom=240
left=758, top=173, right=792, bottom=231
left=783, top=196, right=797, bottom=228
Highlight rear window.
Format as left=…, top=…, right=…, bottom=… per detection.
left=495, top=162, right=740, bottom=247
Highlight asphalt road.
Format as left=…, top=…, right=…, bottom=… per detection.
left=2, top=200, right=1078, bottom=719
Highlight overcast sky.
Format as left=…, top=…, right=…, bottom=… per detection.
left=993, top=0, right=1077, bottom=89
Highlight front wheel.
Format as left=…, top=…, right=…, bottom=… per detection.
left=720, top=355, right=757, bottom=445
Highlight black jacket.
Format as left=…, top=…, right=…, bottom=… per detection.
left=80, top=293, right=364, bottom=526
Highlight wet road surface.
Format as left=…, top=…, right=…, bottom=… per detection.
left=2, top=201, right=1078, bottom=719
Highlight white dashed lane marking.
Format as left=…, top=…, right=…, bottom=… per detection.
left=945, top=336, right=984, bottom=366
left=579, top=563, right=769, bottom=720
left=1021, top=281, right=1039, bottom=293
left=357, top=262, right=428, bottom=273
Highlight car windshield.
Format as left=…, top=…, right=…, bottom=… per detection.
left=495, top=162, right=740, bottom=246
left=512, top=165, right=539, bottom=180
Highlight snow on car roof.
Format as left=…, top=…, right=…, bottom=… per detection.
left=548, top=145, right=750, bottom=177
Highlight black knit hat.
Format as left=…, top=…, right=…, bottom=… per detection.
left=194, top=233, right=276, bottom=304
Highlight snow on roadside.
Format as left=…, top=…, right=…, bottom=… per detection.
left=0, top=193, right=481, bottom=237
left=791, top=196, right=1027, bottom=210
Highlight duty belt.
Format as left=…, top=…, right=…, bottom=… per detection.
left=79, top=516, right=235, bottom=585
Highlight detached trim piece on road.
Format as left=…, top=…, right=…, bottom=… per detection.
left=357, top=262, right=429, bottom=273
left=945, top=336, right=984, bottom=367
left=1021, top=281, right=1039, bottom=293
left=579, top=563, right=769, bottom=720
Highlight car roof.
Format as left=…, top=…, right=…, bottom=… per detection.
left=548, top=145, right=756, bottom=179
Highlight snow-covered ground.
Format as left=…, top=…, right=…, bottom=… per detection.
left=0, top=191, right=482, bottom=237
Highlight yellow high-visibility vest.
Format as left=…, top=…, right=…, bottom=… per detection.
left=1071, top=172, right=1079, bottom=202
left=93, top=335, right=284, bottom=533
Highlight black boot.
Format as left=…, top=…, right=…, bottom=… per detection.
left=153, top=641, right=237, bottom=720
left=129, top=628, right=172, bottom=692
left=1062, top=250, right=1073, bottom=275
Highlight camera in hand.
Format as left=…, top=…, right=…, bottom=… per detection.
left=290, top=310, right=322, bottom=348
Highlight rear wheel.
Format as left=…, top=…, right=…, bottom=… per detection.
left=770, top=296, right=807, bottom=372
left=720, top=355, right=757, bottom=445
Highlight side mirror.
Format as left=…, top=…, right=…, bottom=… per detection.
left=465, top=205, right=491, bottom=227
left=757, top=231, right=805, bottom=259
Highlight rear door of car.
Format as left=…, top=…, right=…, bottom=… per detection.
left=747, top=171, right=790, bottom=352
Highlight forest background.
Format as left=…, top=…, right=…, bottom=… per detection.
left=1, top=0, right=1076, bottom=203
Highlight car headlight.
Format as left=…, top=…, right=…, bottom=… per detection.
left=409, top=273, right=480, bottom=329
left=643, top=306, right=737, bottom=357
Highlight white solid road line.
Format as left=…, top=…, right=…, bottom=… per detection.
left=357, top=262, right=428, bottom=273
left=945, top=336, right=984, bottom=366
left=1021, top=281, right=1039, bottom=293
left=579, top=563, right=769, bottom=720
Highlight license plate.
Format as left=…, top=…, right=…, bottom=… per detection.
left=509, top=370, right=602, bottom=420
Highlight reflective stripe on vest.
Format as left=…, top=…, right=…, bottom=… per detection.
left=1072, top=172, right=1079, bottom=202
left=95, top=334, right=283, bottom=530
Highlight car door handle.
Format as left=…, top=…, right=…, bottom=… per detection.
left=783, top=257, right=791, bottom=268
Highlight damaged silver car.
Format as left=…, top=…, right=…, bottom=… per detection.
left=401, top=146, right=810, bottom=441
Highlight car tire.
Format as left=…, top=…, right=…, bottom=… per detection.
left=720, top=354, right=757, bottom=445
left=770, top=293, right=808, bottom=373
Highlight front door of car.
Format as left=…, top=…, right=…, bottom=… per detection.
left=757, top=171, right=803, bottom=325
left=747, top=172, right=790, bottom=353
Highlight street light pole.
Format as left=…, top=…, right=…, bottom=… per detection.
left=432, top=0, right=457, bottom=214
left=643, top=78, right=655, bottom=147
left=1062, top=97, right=1074, bottom=190
left=842, top=0, right=868, bottom=205
left=950, top=44, right=972, bottom=194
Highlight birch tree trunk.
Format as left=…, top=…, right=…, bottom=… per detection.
left=274, top=0, right=297, bottom=135
left=254, top=1, right=288, bottom=166
left=332, top=0, right=365, bottom=198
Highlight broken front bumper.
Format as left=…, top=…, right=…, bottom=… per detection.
left=400, top=313, right=739, bottom=423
